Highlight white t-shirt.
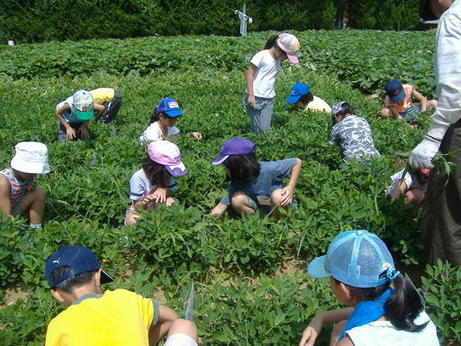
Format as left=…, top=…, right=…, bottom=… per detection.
left=129, top=168, right=176, bottom=201
left=304, top=96, right=332, bottom=113
left=139, top=121, right=180, bottom=143
left=247, top=50, right=281, bottom=99
left=346, top=311, right=439, bottom=346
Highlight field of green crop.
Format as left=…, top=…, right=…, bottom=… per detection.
left=0, top=30, right=460, bottom=345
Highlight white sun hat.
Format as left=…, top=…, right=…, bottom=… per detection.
left=10, top=142, right=50, bottom=174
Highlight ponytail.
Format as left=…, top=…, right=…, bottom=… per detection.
left=264, top=33, right=280, bottom=49
left=385, top=274, right=428, bottom=332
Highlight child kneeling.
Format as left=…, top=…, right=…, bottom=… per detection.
left=0, top=142, right=50, bottom=229
left=300, top=230, right=439, bottom=346
left=210, top=137, right=302, bottom=217
left=125, top=141, right=187, bottom=226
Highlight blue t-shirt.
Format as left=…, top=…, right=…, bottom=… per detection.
left=220, top=158, right=297, bottom=205
left=56, top=96, right=83, bottom=124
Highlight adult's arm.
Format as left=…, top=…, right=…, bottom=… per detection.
left=410, top=6, right=461, bottom=168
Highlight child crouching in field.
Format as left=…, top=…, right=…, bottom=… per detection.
left=210, top=137, right=302, bottom=217
left=300, top=230, right=439, bottom=346
left=329, top=102, right=380, bottom=161
left=0, top=142, right=49, bottom=229
left=139, top=98, right=202, bottom=143
left=45, top=245, right=198, bottom=346
left=285, top=82, right=331, bottom=113
left=386, top=168, right=430, bottom=207
left=125, top=140, right=187, bottom=226
left=379, top=79, right=437, bottom=123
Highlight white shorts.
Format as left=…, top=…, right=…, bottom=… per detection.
left=164, top=333, right=198, bottom=346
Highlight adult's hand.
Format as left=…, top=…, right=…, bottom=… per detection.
left=409, top=136, right=441, bottom=169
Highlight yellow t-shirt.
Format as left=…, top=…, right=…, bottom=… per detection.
left=46, top=289, right=157, bottom=346
left=90, top=88, right=115, bottom=104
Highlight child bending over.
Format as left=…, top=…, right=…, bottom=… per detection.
left=210, top=137, right=301, bottom=217
left=300, top=230, right=439, bottom=346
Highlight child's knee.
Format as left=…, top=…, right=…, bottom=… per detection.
left=270, top=189, right=284, bottom=207
left=379, top=108, right=391, bottom=119
left=168, top=319, right=197, bottom=340
left=125, top=212, right=140, bottom=226
left=231, top=191, right=249, bottom=208
left=30, top=187, right=46, bottom=203
left=165, top=197, right=178, bottom=207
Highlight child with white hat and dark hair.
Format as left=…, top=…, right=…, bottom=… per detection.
left=299, top=230, right=439, bottom=346
left=0, top=141, right=50, bottom=229
left=45, top=245, right=198, bottom=346
left=244, top=33, right=300, bottom=133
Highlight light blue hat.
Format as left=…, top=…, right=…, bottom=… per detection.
left=307, top=230, right=398, bottom=288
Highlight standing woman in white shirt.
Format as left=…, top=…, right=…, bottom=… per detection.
left=244, top=33, right=300, bottom=133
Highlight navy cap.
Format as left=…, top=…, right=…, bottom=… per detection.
left=385, top=79, right=406, bottom=103
left=155, top=98, right=183, bottom=118
left=45, top=245, right=113, bottom=288
left=285, top=83, right=310, bottom=103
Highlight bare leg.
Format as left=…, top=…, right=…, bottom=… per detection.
left=18, top=187, right=45, bottom=225
left=378, top=108, right=391, bottom=119
left=231, top=191, right=255, bottom=215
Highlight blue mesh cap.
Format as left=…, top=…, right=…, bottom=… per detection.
left=307, top=230, right=395, bottom=288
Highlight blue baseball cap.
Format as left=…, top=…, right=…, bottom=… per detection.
left=385, top=79, right=405, bottom=103
left=285, top=83, right=311, bottom=103
left=212, top=137, right=256, bottom=165
left=45, top=245, right=113, bottom=288
left=155, top=98, right=183, bottom=117
left=307, top=230, right=396, bottom=288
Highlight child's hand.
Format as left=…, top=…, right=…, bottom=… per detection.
left=247, top=95, right=256, bottom=108
left=66, top=127, right=77, bottom=140
left=191, top=132, right=203, bottom=140
left=149, top=187, right=168, bottom=204
left=209, top=203, right=228, bottom=217
left=280, top=186, right=294, bottom=206
left=299, top=316, right=323, bottom=346
left=80, top=127, right=90, bottom=139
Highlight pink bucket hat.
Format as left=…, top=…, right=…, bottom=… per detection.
left=276, top=33, right=300, bottom=64
left=147, top=141, right=187, bottom=177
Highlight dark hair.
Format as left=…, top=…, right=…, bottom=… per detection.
left=331, top=102, right=354, bottom=125
left=149, top=111, right=173, bottom=125
left=223, top=153, right=261, bottom=183
left=52, top=266, right=96, bottom=293
left=142, top=156, right=169, bottom=187
left=337, top=273, right=428, bottom=332
left=264, top=33, right=280, bottom=49
left=298, top=92, right=314, bottom=105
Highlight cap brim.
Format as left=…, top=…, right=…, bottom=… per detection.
left=287, top=55, right=299, bottom=64
left=285, top=94, right=302, bottom=103
left=100, top=269, right=113, bottom=285
left=75, top=110, right=94, bottom=120
left=165, top=161, right=188, bottom=177
left=165, top=109, right=183, bottom=118
left=211, top=154, right=230, bottom=165
left=307, top=255, right=331, bottom=278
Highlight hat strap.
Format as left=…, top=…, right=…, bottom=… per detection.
left=385, top=267, right=400, bottom=281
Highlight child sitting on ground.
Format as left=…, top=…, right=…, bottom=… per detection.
left=45, top=245, right=198, bottom=346
left=139, top=98, right=202, bottom=143
left=386, top=168, right=430, bottom=207
left=55, top=90, right=102, bottom=141
left=210, top=137, right=302, bottom=217
left=379, top=79, right=437, bottom=123
left=89, top=87, right=122, bottom=124
left=285, top=82, right=331, bottom=113
left=329, top=102, right=380, bottom=161
left=300, top=230, right=439, bottom=346
left=125, top=140, right=187, bottom=226
left=0, top=142, right=49, bottom=229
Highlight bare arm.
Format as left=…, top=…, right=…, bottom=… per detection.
left=299, top=308, right=353, bottom=346
left=390, top=181, right=408, bottom=202
left=281, top=158, right=302, bottom=206
left=246, top=63, right=257, bottom=108
left=93, top=103, right=105, bottom=120
left=412, top=88, right=428, bottom=112
left=149, top=304, right=178, bottom=345
left=55, top=104, right=77, bottom=139
left=210, top=202, right=228, bottom=217
left=0, top=175, right=12, bottom=218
